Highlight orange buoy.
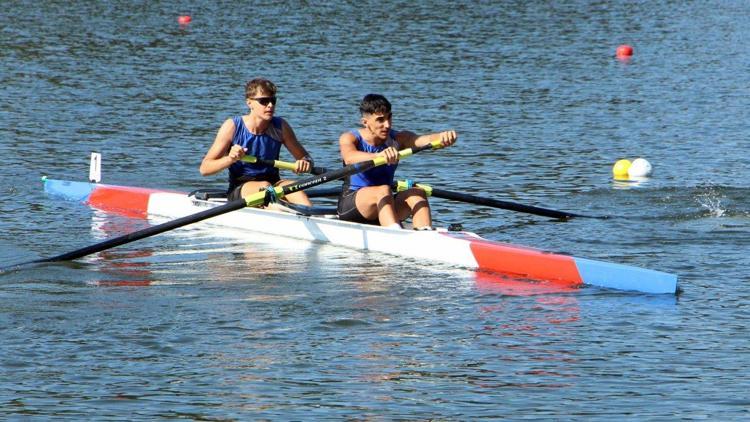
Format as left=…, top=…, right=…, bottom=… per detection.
left=177, top=15, right=192, bottom=25
left=616, top=44, right=633, bottom=58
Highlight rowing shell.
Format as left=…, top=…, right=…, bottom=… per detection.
left=42, top=178, right=678, bottom=294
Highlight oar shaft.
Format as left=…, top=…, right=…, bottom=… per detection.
left=395, top=180, right=599, bottom=220
left=428, top=186, right=586, bottom=220
left=305, top=186, right=343, bottom=198
left=37, top=199, right=248, bottom=263
left=11, top=140, right=445, bottom=268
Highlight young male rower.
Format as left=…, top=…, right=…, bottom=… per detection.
left=337, top=94, right=457, bottom=229
left=200, top=78, right=314, bottom=205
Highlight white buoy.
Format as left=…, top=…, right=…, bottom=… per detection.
left=628, top=158, right=652, bottom=177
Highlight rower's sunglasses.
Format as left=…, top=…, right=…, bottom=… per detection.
left=251, top=96, right=277, bottom=106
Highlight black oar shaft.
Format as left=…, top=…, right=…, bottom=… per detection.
left=302, top=180, right=592, bottom=220
left=428, top=187, right=586, bottom=220
left=305, top=186, right=343, bottom=198
left=4, top=141, right=443, bottom=269
left=39, top=199, right=248, bottom=263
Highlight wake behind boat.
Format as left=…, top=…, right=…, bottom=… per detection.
left=41, top=178, right=678, bottom=294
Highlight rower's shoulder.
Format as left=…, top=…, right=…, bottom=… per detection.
left=339, top=129, right=358, bottom=142
left=221, top=116, right=237, bottom=125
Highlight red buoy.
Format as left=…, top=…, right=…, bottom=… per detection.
left=177, top=15, right=192, bottom=25
left=616, top=44, right=633, bottom=58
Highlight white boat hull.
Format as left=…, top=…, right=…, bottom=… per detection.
left=42, top=178, right=679, bottom=294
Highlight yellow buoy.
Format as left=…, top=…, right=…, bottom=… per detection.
left=612, top=159, right=632, bottom=177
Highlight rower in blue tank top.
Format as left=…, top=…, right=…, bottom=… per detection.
left=226, top=115, right=283, bottom=191
left=337, top=94, right=458, bottom=229
left=200, top=78, right=315, bottom=205
left=344, top=129, right=400, bottom=191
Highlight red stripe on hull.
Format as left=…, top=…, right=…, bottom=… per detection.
left=469, top=238, right=584, bottom=287
left=87, top=185, right=158, bottom=218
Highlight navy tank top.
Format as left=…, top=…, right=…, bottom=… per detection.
left=343, top=129, right=400, bottom=192
left=227, top=116, right=284, bottom=190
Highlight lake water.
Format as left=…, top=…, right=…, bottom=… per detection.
left=1, top=1, right=749, bottom=419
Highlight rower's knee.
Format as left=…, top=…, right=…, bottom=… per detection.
left=409, top=188, right=427, bottom=200
left=241, top=181, right=271, bottom=197
left=404, top=188, right=429, bottom=207
left=411, top=197, right=430, bottom=214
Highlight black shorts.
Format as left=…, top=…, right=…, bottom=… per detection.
left=337, top=189, right=375, bottom=224
left=337, top=189, right=400, bottom=225
left=227, top=174, right=281, bottom=201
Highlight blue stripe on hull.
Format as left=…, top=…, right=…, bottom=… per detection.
left=574, top=257, right=678, bottom=294
left=43, top=179, right=94, bottom=202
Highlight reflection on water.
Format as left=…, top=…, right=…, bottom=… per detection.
left=612, top=176, right=651, bottom=190
left=87, top=209, right=156, bottom=286
left=93, top=249, right=156, bottom=287
left=473, top=270, right=579, bottom=296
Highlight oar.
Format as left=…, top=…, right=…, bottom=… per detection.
left=394, top=180, right=605, bottom=220
left=305, top=186, right=343, bottom=198
left=2, top=141, right=447, bottom=272
left=240, top=155, right=328, bottom=175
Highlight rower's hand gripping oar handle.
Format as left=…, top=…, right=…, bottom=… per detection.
left=240, top=155, right=329, bottom=175
left=372, top=139, right=446, bottom=166
left=245, top=140, right=447, bottom=208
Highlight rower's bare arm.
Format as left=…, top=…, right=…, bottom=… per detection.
left=200, top=119, right=242, bottom=176
left=340, top=132, right=371, bottom=165
left=340, top=132, right=399, bottom=165
left=411, top=130, right=458, bottom=148
left=280, top=119, right=312, bottom=174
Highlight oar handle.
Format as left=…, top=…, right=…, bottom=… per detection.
left=381, top=140, right=445, bottom=164
left=240, top=155, right=328, bottom=175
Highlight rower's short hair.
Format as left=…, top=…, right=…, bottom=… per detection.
left=245, top=78, right=277, bottom=99
left=359, top=94, right=391, bottom=116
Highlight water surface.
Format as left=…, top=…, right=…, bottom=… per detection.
left=1, top=1, right=749, bottom=419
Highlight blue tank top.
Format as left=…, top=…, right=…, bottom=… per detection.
left=344, top=129, right=400, bottom=191
left=227, top=116, right=284, bottom=189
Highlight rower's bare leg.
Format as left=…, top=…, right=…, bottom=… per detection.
left=240, top=181, right=271, bottom=199
left=277, top=180, right=312, bottom=206
left=396, top=189, right=431, bottom=229
left=355, top=185, right=399, bottom=227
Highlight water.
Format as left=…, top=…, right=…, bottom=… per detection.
left=2, top=0, right=749, bottom=419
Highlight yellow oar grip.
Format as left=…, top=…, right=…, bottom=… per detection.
left=415, top=183, right=433, bottom=196
left=240, top=155, right=297, bottom=171
left=244, top=186, right=285, bottom=207
left=395, top=180, right=433, bottom=196
left=272, top=160, right=296, bottom=171
left=379, top=140, right=444, bottom=164
left=429, top=139, right=445, bottom=150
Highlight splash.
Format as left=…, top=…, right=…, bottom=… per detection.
left=696, top=185, right=726, bottom=217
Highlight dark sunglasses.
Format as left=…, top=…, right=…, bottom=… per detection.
left=251, top=96, right=277, bottom=106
